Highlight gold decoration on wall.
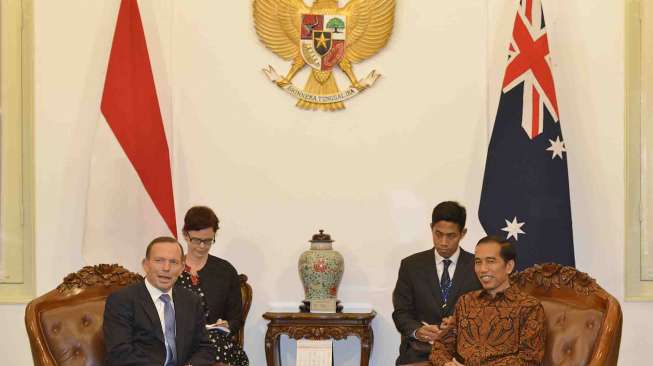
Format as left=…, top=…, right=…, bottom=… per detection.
left=253, top=0, right=395, bottom=111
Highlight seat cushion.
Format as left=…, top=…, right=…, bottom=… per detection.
left=40, top=299, right=106, bottom=366
left=541, top=300, right=603, bottom=366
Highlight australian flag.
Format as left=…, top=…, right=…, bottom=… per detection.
left=479, top=0, right=575, bottom=270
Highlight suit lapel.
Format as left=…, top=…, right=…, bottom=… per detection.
left=138, top=281, right=164, bottom=342
left=419, top=249, right=443, bottom=316
left=173, top=287, right=188, bottom=361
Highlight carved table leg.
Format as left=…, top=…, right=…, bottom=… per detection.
left=265, top=327, right=282, bottom=366
left=360, top=326, right=374, bottom=366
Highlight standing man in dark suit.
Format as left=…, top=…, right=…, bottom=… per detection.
left=392, top=201, right=482, bottom=365
left=104, top=236, right=215, bottom=366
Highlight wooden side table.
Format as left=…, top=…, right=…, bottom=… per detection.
left=262, top=311, right=376, bottom=366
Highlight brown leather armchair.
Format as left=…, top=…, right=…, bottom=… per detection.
left=510, top=263, right=622, bottom=366
left=24, top=264, right=253, bottom=366
left=402, top=263, right=622, bottom=366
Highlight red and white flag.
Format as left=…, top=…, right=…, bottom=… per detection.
left=83, top=0, right=176, bottom=271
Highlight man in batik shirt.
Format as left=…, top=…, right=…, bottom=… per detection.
left=430, top=236, right=546, bottom=366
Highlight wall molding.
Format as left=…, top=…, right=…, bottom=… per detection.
left=0, top=0, right=35, bottom=303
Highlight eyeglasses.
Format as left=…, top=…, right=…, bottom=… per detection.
left=188, top=236, right=216, bottom=246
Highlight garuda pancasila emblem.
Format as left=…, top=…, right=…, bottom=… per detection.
left=253, top=0, right=395, bottom=111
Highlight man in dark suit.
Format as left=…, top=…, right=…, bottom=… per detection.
left=103, top=236, right=215, bottom=366
left=392, top=201, right=482, bottom=365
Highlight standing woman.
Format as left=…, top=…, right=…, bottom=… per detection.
left=176, top=206, right=249, bottom=366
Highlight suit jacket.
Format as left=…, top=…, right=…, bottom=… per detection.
left=392, top=248, right=481, bottom=365
left=103, top=281, right=215, bottom=366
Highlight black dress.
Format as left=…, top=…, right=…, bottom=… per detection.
left=176, top=255, right=249, bottom=365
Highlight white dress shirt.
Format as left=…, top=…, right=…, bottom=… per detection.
left=144, top=279, right=175, bottom=354
left=434, top=246, right=460, bottom=282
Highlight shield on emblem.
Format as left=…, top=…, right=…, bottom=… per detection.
left=313, top=31, right=332, bottom=56
left=301, top=14, right=347, bottom=71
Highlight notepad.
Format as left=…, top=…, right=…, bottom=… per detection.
left=296, top=339, right=332, bottom=366
left=205, top=324, right=230, bottom=334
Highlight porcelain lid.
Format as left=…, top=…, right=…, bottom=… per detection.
left=310, top=229, right=334, bottom=243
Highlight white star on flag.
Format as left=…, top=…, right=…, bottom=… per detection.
left=546, top=136, right=566, bottom=159
left=502, top=217, right=526, bottom=241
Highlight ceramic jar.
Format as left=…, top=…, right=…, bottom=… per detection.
left=298, top=230, right=344, bottom=303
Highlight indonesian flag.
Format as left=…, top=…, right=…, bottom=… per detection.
left=83, top=0, right=177, bottom=271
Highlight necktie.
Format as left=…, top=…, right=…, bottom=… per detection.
left=159, top=294, right=177, bottom=366
left=440, top=259, right=452, bottom=304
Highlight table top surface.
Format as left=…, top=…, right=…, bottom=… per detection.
left=263, top=310, right=377, bottom=321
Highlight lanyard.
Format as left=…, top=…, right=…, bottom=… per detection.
left=441, top=280, right=453, bottom=306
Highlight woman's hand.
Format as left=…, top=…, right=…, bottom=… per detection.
left=206, top=319, right=230, bottom=331
left=214, top=318, right=229, bottom=329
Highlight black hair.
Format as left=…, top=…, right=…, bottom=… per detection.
left=183, top=206, right=220, bottom=233
left=431, top=201, right=466, bottom=230
left=476, top=235, right=517, bottom=264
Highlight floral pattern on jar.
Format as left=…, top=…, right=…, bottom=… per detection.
left=298, top=230, right=344, bottom=301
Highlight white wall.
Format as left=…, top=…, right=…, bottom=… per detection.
left=0, top=0, right=650, bottom=365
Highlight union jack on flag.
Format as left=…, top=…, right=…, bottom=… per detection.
left=479, top=0, right=575, bottom=270
left=503, top=0, right=559, bottom=139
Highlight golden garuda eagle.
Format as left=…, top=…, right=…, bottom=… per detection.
left=253, top=0, right=395, bottom=111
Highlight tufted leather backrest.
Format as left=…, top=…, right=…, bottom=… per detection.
left=540, top=300, right=602, bottom=366
left=511, top=263, right=623, bottom=366
left=25, top=265, right=143, bottom=366
left=39, top=298, right=108, bottom=365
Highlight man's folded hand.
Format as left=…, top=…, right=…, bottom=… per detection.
left=415, top=323, right=444, bottom=344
